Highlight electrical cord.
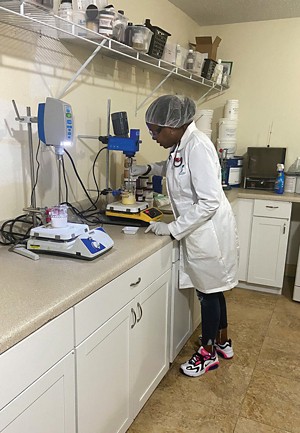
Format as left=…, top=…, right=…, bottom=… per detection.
left=0, top=213, right=42, bottom=246
left=0, top=141, right=43, bottom=246
left=64, top=149, right=98, bottom=210
left=90, top=146, right=108, bottom=210
left=30, top=140, right=41, bottom=207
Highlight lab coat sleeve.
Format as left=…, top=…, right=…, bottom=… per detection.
left=168, top=137, right=223, bottom=240
left=149, top=160, right=167, bottom=177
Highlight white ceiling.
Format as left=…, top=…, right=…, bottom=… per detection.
left=168, top=0, right=300, bottom=25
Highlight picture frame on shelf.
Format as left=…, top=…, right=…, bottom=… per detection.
left=221, top=61, right=233, bottom=76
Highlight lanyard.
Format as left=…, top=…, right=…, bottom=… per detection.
left=169, top=142, right=183, bottom=168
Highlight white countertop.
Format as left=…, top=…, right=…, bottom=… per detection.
left=0, top=225, right=171, bottom=354
left=226, top=187, right=300, bottom=203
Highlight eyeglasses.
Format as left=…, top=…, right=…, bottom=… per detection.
left=148, top=126, right=163, bottom=139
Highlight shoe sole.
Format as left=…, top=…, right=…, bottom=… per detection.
left=180, top=361, right=219, bottom=378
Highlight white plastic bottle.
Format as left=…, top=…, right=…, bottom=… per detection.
left=186, top=49, right=194, bottom=72
left=175, top=44, right=182, bottom=67
left=58, top=0, right=73, bottom=22
left=212, top=59, right=223, bottom=85
left=73, top=0, right=87, bottom=36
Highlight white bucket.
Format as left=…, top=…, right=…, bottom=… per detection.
left=218, top=118, right=237, bottom=140
left=216, top=138, right=236, bottom=158
left=224, top=99, right=239, bottom=120
left=195, top=109, right=214, bottom=130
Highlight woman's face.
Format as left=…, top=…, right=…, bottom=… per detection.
left=147, top=123, right=183, bottom=149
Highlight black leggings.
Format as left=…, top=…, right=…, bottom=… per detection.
left=196, top=290, right=228, bottom=346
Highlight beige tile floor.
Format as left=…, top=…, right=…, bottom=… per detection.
left=127, top=278, right=300, bottom=433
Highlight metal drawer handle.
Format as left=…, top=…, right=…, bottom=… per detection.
left=137, top=302, right=143, bottom=322
left=131, top=308, right=137, bottom=329
left=130, top=277, right=141, bottom=287
left=266, top=206, right=279, bottom=209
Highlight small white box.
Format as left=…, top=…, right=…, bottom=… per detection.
left=122, top=226, right=139, bottom=235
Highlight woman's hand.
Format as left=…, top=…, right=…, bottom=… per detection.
left=145, top=221, right=170, bottom=236
left=131, top=165, right=149, bottom=177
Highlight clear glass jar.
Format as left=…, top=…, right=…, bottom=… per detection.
left=121, top=179, right=136, bottom=205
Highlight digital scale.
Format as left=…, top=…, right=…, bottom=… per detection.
left=27, top=223, right=114, bottom=260
left=105, top=201, right=163, bottom=226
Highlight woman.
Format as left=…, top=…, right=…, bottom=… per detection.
left=133, top=95, right=239, bottom=378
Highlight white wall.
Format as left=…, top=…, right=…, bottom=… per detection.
left=1, top=3, right=300, bottom=224
left=198, top=18, right=300, bottom=169
left=0, top=0, right=200, bottom=221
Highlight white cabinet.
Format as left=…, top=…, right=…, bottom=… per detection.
left=130, top=271, right=171, bottom=415
left=76, top=302, right=132, bottom=433
left=248, top=200, right=292, bottom=288
left=74, top=244, right=172, bottom=433
left=235, top=198, right=254, bottom=281
left=235, top=198, right=292, bottom=292
left=0, top=310, right=76, bottom=433
left=169, top=242, right=193, bottom=362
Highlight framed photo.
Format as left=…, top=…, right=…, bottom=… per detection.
left=221, top=61, right=233, bottom=76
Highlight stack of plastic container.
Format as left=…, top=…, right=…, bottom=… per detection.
left=217, top=100, right=244, bottom=188
left=195, top=109, right=214, bottom=139
left=216, top=99, right=239, bottom=157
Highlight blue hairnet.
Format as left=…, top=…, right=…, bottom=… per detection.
left=145, top=95, right=196, bottom=128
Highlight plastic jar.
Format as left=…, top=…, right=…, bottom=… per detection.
left=73, top=0, right=87, bottom=37
left=131, top=26, right=153, bottom=52
left=58, top=0, right=73, bottom=32
left=98, top=8, right=115, bottom=37
left=86, top=4, right=99, bottom=32
left=58, top=0, right=73, bottom=21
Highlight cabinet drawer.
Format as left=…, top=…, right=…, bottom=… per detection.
left=253, top=200, right=292, bottom=219
left=74, top=243, right=172, bottom=345
left=0, top=309, right=74, bottom=410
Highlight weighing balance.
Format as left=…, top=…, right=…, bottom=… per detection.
left=27, top=223, right=114, bottom=260
left=105, top=201, right=163, bottom=226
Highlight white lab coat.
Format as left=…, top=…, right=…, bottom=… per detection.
left=150, top=122, right=239, bottom=294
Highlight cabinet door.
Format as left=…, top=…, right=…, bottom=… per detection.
left=248, top=216, right=290, bottom=288
left=76, top=303, right=133, bottom=433
left=131, top=269, right=171, bottom=416
left=235, top=198, right=254, bottom=281
left=170, top=261, right=192, bottom=362
left=0, top=352, right=76, bottom=433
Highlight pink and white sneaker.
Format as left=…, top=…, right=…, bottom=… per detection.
left=215, top=339, right=234, bottom=359
left=198, top=336, right=234, bottom=360
left=180, top=346, right=219, bottom=377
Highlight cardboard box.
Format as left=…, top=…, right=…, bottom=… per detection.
left=191, top=36, right=221, bottom=61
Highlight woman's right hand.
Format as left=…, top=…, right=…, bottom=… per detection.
left=131, top=165, right=149, bottom=177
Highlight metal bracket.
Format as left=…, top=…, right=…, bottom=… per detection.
left=57, top=41, right=106, bottom=99
left=135, top=67, right=176, bottom=115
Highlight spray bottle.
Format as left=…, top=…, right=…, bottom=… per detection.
left=274, top=163, right=285, bottom=194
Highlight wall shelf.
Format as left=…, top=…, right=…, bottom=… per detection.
left=0, top=0, right=227, bottom=103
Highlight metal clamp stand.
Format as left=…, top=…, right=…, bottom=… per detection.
left=12, top=99, right=39, bottom=227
